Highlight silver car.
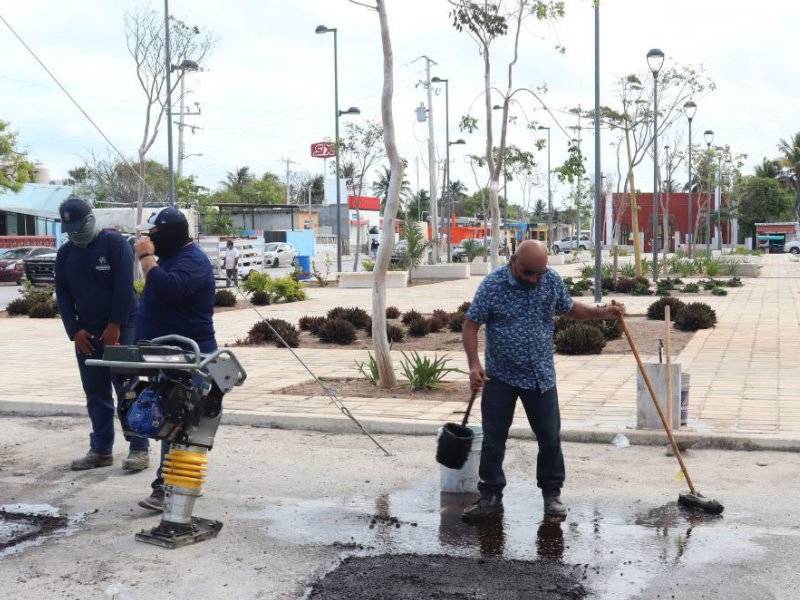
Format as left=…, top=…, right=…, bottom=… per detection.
left=264, top=242, right=297, bottom=268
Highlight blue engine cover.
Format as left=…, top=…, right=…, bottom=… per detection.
left=126, top=386, right=164, bottom=437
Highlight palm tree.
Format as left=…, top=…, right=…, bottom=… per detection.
left=371, top=164, right=411, bottom=207
left=222, top=166, right=254, bottom=194
left=755, top=157, right=780, bottom=179
left=778, top=132, right=800, bottom=219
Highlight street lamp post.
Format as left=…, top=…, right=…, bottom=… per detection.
left=683, top=100, right=697, bottom=257
left=163, top=0, right=176, bottom=206
left=432, top=76, right=463, bottom=262
left=704, top=129, right=715, bottom=257
left=316, top=25, right=360, bottom=272
left=593, top=2, right=602, bottom=303
left=717, top=153, right=723, bottom=251
left=447, top=138, right=465, bottom=259
left=647, top=48, right=665, bottom=282
left=537, top=126, right=552, bottom=250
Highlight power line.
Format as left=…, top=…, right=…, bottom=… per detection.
left=0, top=12, right=162, bottom=202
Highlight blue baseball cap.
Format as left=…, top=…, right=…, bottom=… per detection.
left=137, top=206, right=188, bottom=232
left=59, top=197, right=93, bottom=233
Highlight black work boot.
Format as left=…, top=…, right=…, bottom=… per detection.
left=138, top=489, right=165, bottom=512
left=70, top=450, right=113, bottom=471
left=543, top=494, right=567, bottom=518
left=122, top=450, right=149, bottom=473
left=462, top=495, right=504, bottom=522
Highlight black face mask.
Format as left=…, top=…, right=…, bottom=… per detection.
left=149, top=221, right=190, bottom=259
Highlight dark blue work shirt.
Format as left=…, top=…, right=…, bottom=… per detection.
left=465, top=265, right=574, bottom=391
left=135, top=243, right=217, bottom=353
left=55, top=230, right=137, bottom=339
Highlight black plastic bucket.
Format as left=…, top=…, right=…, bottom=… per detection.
left=436, top=422, right=474, bottom=470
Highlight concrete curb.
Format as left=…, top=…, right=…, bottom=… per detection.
left=4, top=400, right=800, bottom=453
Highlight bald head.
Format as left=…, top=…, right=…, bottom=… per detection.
left=510, top=239, right=548, bottom=285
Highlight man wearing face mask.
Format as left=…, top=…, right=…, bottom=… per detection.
left=55, top=197, right=149, bottom=472
left=461, top=240, right=624, bottom=521
left=133, top=206, right=216, bottom=511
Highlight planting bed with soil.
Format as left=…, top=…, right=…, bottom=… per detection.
left=279, top=377, right=468, bottom=401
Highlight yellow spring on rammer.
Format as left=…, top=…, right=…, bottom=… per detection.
left=162, top=448, right=208, bottom=490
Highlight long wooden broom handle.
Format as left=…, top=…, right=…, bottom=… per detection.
left=613, top=302, right=697, bottom=495
left=461, top=390, right=478, bottom=427
left=665, top=305, right=673, bottom=432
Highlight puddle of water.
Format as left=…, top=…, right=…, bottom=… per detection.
left=240, top=480, right=769, bottom=600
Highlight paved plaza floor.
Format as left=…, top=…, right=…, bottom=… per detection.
left=2, top=254, right=799, bottom=444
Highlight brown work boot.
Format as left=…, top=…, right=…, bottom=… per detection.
left=122, top=450, right=149, bottom=473
left=462, top=495, right=504, bottom=522
left=138, top=490, right=165, bottom=512
left=70, top=450, right=113, bottom=471
left=543, top=495, right=567, bottom=518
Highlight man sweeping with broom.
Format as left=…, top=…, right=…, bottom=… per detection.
left=461, top=240, right=624, bottom=521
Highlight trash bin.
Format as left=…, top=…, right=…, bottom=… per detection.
left=296, top=255, right=312, bottom=280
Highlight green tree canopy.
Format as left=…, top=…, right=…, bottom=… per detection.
left=0, top=120, right=35, bottom=192
left=736, top=176, right=795, bottom=237
left=209, top=168, right=285, bottom=204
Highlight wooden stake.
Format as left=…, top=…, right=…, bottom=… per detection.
left=665, top=305, right=673, bottom=432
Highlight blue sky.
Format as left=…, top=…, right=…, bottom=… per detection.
left=2, top=0, right=798, bottom=211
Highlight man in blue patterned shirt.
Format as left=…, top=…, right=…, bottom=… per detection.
left=462, top=240, right=624, bottom=521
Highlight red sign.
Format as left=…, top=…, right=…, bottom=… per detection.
left=310, top=142, right=335, bottom=158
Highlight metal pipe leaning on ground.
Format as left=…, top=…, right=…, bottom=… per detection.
left=86, top=334, right=247, bottom=548
left=611, top=301, right=724, bottom=515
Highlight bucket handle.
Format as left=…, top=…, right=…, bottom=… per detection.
left=461, top=390, right=478, bottom=427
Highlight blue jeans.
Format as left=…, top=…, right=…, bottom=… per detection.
left=76, top=327, right=148, bottom=455
left=478, top=377, right=565, bottom=498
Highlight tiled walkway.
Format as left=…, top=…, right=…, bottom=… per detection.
left=2, top=255, right=798, bottom=440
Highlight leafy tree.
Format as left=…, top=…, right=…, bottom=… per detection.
left=406, top=189, right=430, bottom=222
left=0, top=121, right=35, bottom=192
left=754, top=157, right=780, bottom=179
left=372, top=160, right=411, bottom=207
left=450, top=0, right=564, bottom=268
left=125, top=9, right=215, bottom=220
left=293, top=173, right=325, bottom=204
left=736, top=176, right=794, bottom=238
left=777, top=132, right=800, bottom=219
left=210, top=169, right=285, bottom=205
left=532, top=198, right=546, bottom=218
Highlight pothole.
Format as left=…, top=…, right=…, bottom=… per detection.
left=307, top=553, right=588, bottom=599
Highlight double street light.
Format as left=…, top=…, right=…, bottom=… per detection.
left=647, top=48, right=665, bottom=282
left=537, top=126, right=552, bottom=250
left=683, top=100, right=697, bottom=257
left=316, top=24, right=360, bottom=272
left=704, top=129, right=715, bottom=257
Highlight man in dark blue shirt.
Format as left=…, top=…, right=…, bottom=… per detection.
left=462, top=240, right=624, bottom=521
left=133, top=206, right=217, bottom=511
left=55, top=197, right=149, bottom=472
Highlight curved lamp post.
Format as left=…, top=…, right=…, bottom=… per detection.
left=647, top=48, right=665, bottom=281
left=683, top=100, right=697, bottom=257
left=704, top=129, right=715, bottom=257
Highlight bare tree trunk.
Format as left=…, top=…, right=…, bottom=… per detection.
left=624, top=128, right=643, bottom=276
left=372, top=0, right=400, bottom=388
left=136, top=151, right=147, bottom=224
left=353, top=203, right=361, bottom=271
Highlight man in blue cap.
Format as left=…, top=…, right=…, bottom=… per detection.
left=55, top=197, right=149, bottom=472
left=133, top=206, right=217, bottom=511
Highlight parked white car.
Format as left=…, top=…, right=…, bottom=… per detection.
left=783, top=240, right=800, bottom=254
left=552, top=235, right=592, bottom=253
left=264, top=242, right=297, bottom=268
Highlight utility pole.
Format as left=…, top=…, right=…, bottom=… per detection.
left=163, top=0, right=175, bottom=206
left=175, top=73, right=201, bottom=178
left=280, top=158, right=297, bottom=204
left=420, top=55, right=439, bottom=263
left=592, top=3, right=602, bottom=303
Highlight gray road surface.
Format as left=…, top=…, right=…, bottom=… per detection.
left=2, top=417, right=799, bottom=599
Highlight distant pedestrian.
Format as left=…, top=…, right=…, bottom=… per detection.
left=370, top=238, right=380, bottom=258
left=223, top=240, right=240, bottom=287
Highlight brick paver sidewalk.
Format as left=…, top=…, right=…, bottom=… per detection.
left=2, top=255, right=798, bottom=441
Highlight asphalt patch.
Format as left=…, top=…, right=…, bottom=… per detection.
left=0, top=509, right=68, bottom=551
left=308, top=553, right=588, bottom=600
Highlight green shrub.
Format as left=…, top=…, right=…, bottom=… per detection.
left=401, top=309, right=422, bottom=325
left=242, top=271, right=270, bottom=294
left=703, top=258, right=722, bottom=277
left=458, top=301, right=471, bottom=313
left=247, top=319, right=299, bottom=348
left=250, top=290, right=270, bottom=306
left=580, top=265, right=594, bottom=279
left=299, top=315, right=326, bottom=333
left=682, top=283, right=700, bottom=293
left=427, top=316, right=445, bottom=333
left=214, top=289, right=237, bottom=307
left=724, top=277, right=743, bottom=288
left=674, top=302, right=717, bottom=331
left=408, top=318, right=431, bottom=337
left=613, top=277, right=636, bottom=293
left=268, top=276, right=307, bottom=303
left=28, top=301, right=57, bottom=318
left=367, top=323, right=405, bottom=343
left=711, top=287, right=728, bottom=296
left=318, top=318, right=357, bottom=345
left=647, top=297, right=686, bottom=321
left=656, top=279, right=675, bottom=292
left=620, top=263, right=636, bottom=278
left=386, top=306, right=401, bottom=319
left=362, top=258, right=375, bottom=272
left=327, top=306, right=370, bottom=329
left=355, top=352, right=379, bottom=385
left=554, top=323, right=606, bottom=355
left=432, top=308, right=451, bottom=323
left=399, top=352, right=463, bottom=390
left=630, top=283, right=651, bottom=296
left=555, top=316, right=621, bottom=341
left=448, top=312, right=465, bottom=332
left=6, top=297, right=29, bottom=316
